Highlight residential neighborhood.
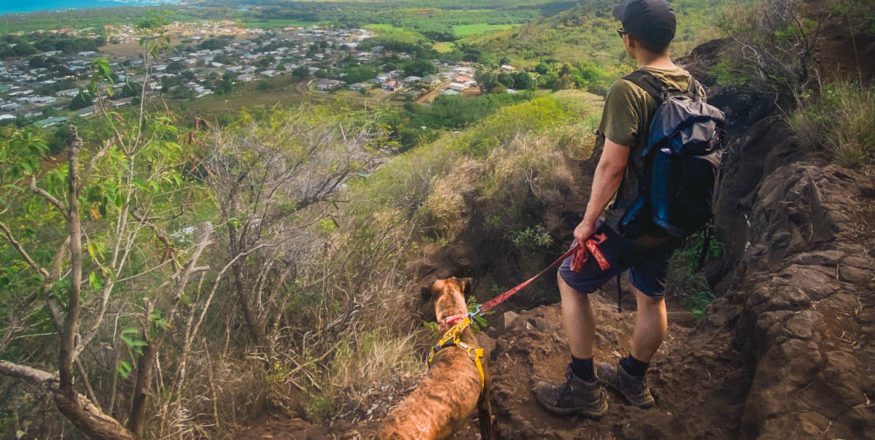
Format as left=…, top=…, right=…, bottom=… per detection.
left=0, top=20, right=486, bottom=127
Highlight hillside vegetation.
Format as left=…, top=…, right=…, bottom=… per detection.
left=2, top=0, right=873, bottom=438
left=468, top=0, right=726, bottom=65
left=0, top=51, right=602, bottom=434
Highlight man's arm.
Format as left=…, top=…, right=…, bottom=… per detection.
left=573, top=138, right=630, bottom=245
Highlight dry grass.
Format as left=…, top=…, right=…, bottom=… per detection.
left=419, top=160, right=484, bottom=242
left=787, top=81, right=875, bottom=167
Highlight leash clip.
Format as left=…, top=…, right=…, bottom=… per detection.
left=468, top=305, right=482, bottom=320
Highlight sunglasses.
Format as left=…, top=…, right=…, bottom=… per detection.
left=617, top=29, right=628, bottom=38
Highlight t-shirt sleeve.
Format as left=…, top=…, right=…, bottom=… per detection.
left=597, top=79, right=642, bottom=148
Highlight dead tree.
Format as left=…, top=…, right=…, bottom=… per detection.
left=204, top=112, right=382, bottom=348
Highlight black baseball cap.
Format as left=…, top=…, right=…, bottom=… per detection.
left=612, top=0, right=677, bottom=48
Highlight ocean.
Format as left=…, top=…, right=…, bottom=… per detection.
left=0, top=0, right=180, bottom=16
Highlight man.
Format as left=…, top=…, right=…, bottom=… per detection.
left=534, top=0, right=706, bottom=417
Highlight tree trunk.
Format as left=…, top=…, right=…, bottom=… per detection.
left=60, top=126, right=83, bottom=397
left=55, top=393, right=135, bottom=440
left=231, top=261, right=265, bottom=345
left=127, top=342, right=157, bottom=438
left=226, top=223, right=265, bottom=345
left=0, top=360, right=134, bottom=440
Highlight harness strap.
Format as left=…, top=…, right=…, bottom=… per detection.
left=456, top=341, right=486, bottom=391
left=427, top=316, right=486, bottom=391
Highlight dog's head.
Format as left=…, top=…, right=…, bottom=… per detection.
left=420, top=277, right=472, bottom=322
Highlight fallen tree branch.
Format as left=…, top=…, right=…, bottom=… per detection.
left=0, top=360, right=135, bottom=440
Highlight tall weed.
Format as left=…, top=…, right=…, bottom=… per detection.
left=787, top=81, right=875, bottom=167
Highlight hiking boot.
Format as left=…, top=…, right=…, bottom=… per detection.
left=596, top=361, right=655, bottom=408
left=534, top=365, right=608, bottom=418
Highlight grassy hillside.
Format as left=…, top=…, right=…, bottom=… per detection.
left=467, top=0, right=727, bottom=68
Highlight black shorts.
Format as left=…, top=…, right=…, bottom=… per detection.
left=558, top=223, right=680, bottom=298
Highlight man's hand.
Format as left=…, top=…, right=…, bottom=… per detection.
left=573, top=220, right=596, bottom=247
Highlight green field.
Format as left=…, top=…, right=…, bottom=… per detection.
left=364, top=23, right=428, bottom=43
left=239, top=18, right=326, bottom=29
left=432, top=41, right=456, bottom=53
left=452, top=23, right=517, bottom=37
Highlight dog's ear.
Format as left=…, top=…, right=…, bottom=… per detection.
left=420, top=279, right=445, bottom=302
left=459, top=277, right=474, bottom=295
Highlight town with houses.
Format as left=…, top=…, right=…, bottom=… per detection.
left=0, top=20, right=493, bottom=128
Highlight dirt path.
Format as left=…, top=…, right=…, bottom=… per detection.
left=416, top=87, right=442, bottom=104
left=483, top=292, right=747, bottom=439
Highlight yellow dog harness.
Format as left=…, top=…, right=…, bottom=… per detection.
left=426, top=316, right=486, bottom=391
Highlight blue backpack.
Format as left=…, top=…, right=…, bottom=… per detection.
left=617, top=70, right=726, bottom=240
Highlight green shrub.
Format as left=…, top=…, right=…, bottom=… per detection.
left=665, top=232, right=725, bottom=320
left=787, top=81, right=875, bottom=167
left=717, top=0, right=820, bottom=107
left=510, top=225, right=553, bottom=250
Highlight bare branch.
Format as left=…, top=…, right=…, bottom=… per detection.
left=0, top=360, right=58, bottom=386
left=29, top=176, right=68, bottom=219
left=0, top=221, right=50, bottom=279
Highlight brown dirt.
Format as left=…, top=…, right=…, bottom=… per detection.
left=485, top=294, right=747, bottom=439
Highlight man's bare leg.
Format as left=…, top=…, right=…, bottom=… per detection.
left=596, top=286, right=665, bottom=408
left=558, top=274, right=595, bottom=359
left=629, top=288, right=668, bottom=362
left=534, top=274, right=607, bottom=417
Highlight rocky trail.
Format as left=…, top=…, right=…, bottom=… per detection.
left=484, top=296, right=745, bottom=439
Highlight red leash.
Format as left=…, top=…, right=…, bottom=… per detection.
left=440, top=235, right=611, bottom=329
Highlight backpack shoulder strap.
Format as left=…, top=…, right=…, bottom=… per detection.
left=622, top=70, right=666, bottom=103
left=688, top=77, right=706, bottom=101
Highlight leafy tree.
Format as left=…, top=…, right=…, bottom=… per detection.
left=69, top=89, right=94, bottom=110
left=511, top=71, right=535, bottom=90
left=497, top=73, right=515, bottom=88
left=342, top=65, right=378, bottom=83
left=256, top=55, right=276, bottom=70
left=199, top=36, right=232, bottom=50
left=476, top=71, right=499, bottom=92
left=215, top=72, right=236, bottom=95
left=292, top=65, right=311, bottom=80
left=535, top=61, right=552, bottom=75
left=402, top=59, right=437, bottom=76
left=0, top=21, right=205, bottom=440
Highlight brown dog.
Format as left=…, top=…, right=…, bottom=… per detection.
left=377, top=277, right=494, bottom=440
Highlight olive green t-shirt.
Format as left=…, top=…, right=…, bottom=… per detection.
left=597, top=66, right=706, bottom=242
